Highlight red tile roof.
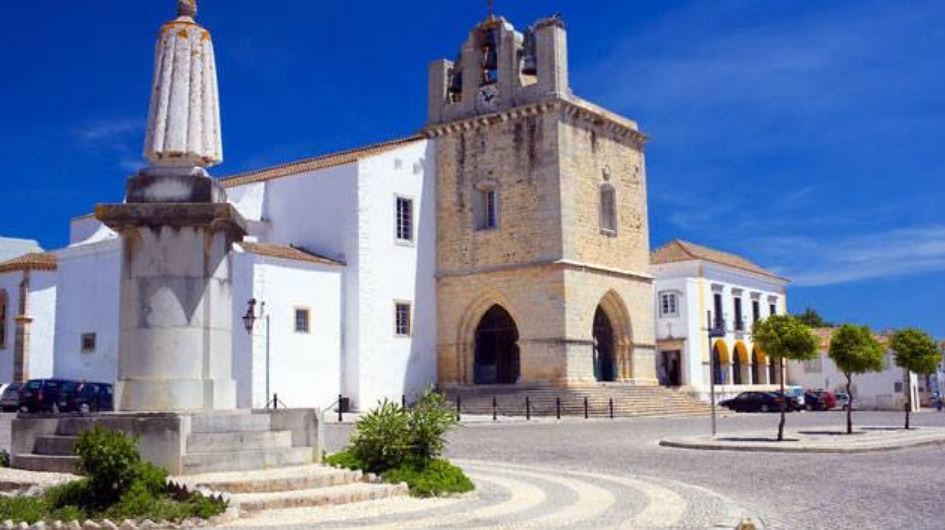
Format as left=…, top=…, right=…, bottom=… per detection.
left=0, top=252, right=57, bottom=275
left=651, top=239, right=785, bottom=281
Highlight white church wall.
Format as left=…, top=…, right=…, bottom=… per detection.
left=231, top=249, right=343, bottom=409
left=26, top=271, right=57, bottom=381
left=354, top=140, right=437, bottom=409
left=0, top=270, right=57, bottom=382
left=52, top=240, right=120, bottom=383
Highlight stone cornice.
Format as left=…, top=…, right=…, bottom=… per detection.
left=437, top=258, right=653, bottom=283
left=422, top=97, right=648, bottom=149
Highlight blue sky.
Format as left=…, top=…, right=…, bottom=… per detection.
left=0, top=1, right=942, bottom=336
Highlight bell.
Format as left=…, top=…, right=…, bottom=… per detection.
left=484, top=48, right=498, bottom=71
left=522, top=30, right=537, bottom=75
left=449, top=70, right=463, bottom=94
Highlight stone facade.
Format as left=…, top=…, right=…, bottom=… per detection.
left=428, top=16, right=655, bottom=387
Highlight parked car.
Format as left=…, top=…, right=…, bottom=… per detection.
left=58, top=382, right=114, bottom=413
left=0, top=383, right=20, bottom=412
left=804, top=390, right=837, bottom=411
left=835, top=392, right=851, bottom=410
left=18, top=379, right=73, bottom=413
left=719, top=392, right=798, bottom=413
left=770, top=390, right=805, bottom=411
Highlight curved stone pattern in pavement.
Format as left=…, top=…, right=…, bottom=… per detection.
left=225, top=460, right=753, bottom=529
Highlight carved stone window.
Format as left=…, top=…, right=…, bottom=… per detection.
left=599, top=183, right=617, bottom=235
left=475, top=183, right=499, bottom=231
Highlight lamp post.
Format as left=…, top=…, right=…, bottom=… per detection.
left=707, top=310, right=726, bottom=436
left=242, top=298, right=271, bottom=408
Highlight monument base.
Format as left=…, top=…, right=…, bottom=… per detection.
left=115, top=378, right=236, bottom=413
left=11, top=409, right=322, bottom=475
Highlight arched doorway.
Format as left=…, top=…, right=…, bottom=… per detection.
left=751, top=348, right=764, bottom=384
left=593, top=307, right=617, bottom=382
left=732, top=348, right=743, bottom=384
left=473, top=305, right=520, bottom=384
left=712, top=340, right=729, bottom=385
left=768, top=358, right=778, bottom=384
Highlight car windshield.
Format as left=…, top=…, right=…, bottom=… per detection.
left=63, top=382, right=79, bottom=392
left=25, top=381, right=42, bottom=390
left=2, top=385, right=19, bottom=397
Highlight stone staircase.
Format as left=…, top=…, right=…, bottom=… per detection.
left=15, top=412, right=315, bottom=474
left=444, top=385, right=712, bottom=418
left=176, top=464, right=408, bottom=516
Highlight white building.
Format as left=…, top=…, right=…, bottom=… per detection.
left=787, top=328, right=920, bottom=412
left=0, top=251, right=57, bottom=383
left=50, top=136, right=436, bottom=412
left=651, top=240, right=788, bottom=401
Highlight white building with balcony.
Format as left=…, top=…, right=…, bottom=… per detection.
left=651, top=240, right=788, bottom=401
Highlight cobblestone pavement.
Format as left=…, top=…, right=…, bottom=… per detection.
left=326, top=410, right=945, bottom=529
left=226, top=459, right=745, bottom=529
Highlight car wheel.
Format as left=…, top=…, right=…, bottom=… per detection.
left=760, top=404, right=770, bottom=413
left=79, top=403, right=91, bottom=414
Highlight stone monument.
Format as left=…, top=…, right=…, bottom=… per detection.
left=96, top=0, right=245, bottom=411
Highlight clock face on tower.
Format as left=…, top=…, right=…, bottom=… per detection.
left=477, top=84, right=500, bottom=111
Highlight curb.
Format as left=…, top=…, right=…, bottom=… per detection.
left=660, top=433, right=945, bottom=454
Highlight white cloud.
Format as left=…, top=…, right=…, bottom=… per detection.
left=755, top=226, right=945, bottom=286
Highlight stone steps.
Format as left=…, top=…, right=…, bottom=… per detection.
left=230, top=482, right=409, bottom=513
left=14, top=453, right=80, bottom=474
left=182, top=446, right=314, bottom=474
left=444, top=386, right=712, bottom=418
left=191, top=412, right=272, bottom=433
left=182, top=464, right=364, bottom=494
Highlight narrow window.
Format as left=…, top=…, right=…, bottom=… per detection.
left=395, top=302, right=412, bottom=337
left=752, top=300, right=760, bottom=324
left=599, top=184, right=617, bottom=234
left=659, top=292, right=678, bottom=317
left=395, top=197, right=414, bottom=243
left=80, top=333, right=96, bottom=353
left=476, top=188, right=498, bottom=230
left=734, top=298, right=744, bottom=331
left=294, top=308, right=310, bottom=334
left=713, top=293, right=724, bottom=329
left=769, top=303, right=777, bottom=317
left=0, top=290, right=6, bottom=349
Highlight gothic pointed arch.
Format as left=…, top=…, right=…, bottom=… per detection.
left=594, top=290, right=633, bottom=381
left=457, top=291, right=523, bottom=385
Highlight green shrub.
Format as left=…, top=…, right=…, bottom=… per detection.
left=383, top=459, right=474, bottom=498
left=324, top=449, right=364, bottom=470
left=407, top=388, right=458, bottom=466
left=74, top=426, right=142, bottom=507
left=44, top=479, right=92, bottom=511
left=0, top=497, right=48, bottom=524
left=350, top=399, right=412, bottom=473
left=48, top=504, right=87, bottom=522
left=0, top=449, right=10, bottom=468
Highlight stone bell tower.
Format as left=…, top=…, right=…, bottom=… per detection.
left=427, top=14, right=657, bottom=388
left=96, top=0, right=245, bottom=411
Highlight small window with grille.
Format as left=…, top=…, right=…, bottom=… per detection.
left=395, top=302, right=412, bottom=337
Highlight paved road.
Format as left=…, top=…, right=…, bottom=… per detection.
left=327, top=410, right=945, bottom=529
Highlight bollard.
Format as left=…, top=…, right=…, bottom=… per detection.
left=584, top=396, right=589, bottom=419
left=526, top=396, right=531, bottom=420
left=337, top=393, right=343, bottom=423
left=401, top=394, right=406, bottom=408
left=556, top=396, right=561, bottom=420
left=273, top=393, right=278, bottom=410
left=492, top=396, right=498, bottom=422
left=456, top=395, right=462, bottom=420
left=609, top=397, right=614, bottom=419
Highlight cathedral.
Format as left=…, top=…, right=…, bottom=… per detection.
left=0, top=7, right=693, bottom=412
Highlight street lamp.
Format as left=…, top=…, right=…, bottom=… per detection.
left=707, top=310, right=727, bottom=437
left=243, top=298, right=271, bottom=408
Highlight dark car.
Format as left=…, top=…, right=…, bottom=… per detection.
left=804, top=390, right=837, bottom=411
left=18, top=379, right=73, bottom=413
left=58, top=382, right=113, bottom=413
left=770, top=390, right=805, bottom=412
left=720, top=391, right=798, bottom=413
left=0, top=383, right=21, bottom=412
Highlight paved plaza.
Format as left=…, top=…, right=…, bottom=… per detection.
left=320, top=410, right=945, bottom=529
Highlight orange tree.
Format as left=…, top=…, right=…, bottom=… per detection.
left=890, top=328, right=941, bottom=430
left=829, top=324, right=885, bottom=434
left=752, top=315, right=818, bottom=441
